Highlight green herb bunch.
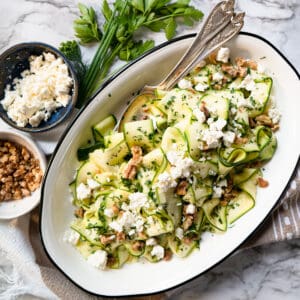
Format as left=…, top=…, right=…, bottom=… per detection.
left=60, top=0, right=203, bottom=108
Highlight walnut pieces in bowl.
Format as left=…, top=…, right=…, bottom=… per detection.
left=0, top=140, right=43, bottom=202
left=0, top=129, right=46, bottom=219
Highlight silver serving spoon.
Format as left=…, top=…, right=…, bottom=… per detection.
left=118, top=1, right=244, bottom=129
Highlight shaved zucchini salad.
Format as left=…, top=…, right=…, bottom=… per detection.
left=64, top=47, right=280, bottom=270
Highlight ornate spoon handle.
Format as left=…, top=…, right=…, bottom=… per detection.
left=158, top=11, right=245, bottom=91
left=145, top=1, right=243, bottom=92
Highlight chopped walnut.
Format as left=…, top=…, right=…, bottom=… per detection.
left=138, top=232, right=147, bottom=240
left=182, top=237, right=194, bottom=244
left=182, top=215, right=194, bottom=231
left=221, top=64, right=239, bottom=77
left=200, top=102, right=210, bottom=119
left=238, top=67, right=248, bottom=78
left=175, top=180, right=188, bottom=196
left=221, top=63, right=248, bottom=78
left=0, top=140, right=43, bottom=202
left=111, top=204, right=119, bottom=215
left=132, top=241, right=145, bottom=252
left=123, top=146, right=143, bottom=180
left=223, top=179, right=239, bottom=202
left=255, top=114, right=273, bottom=126
left=257, top=177, right=269, bottom=188
left=163, top=249, right=173, bottom=261
left=249, top=117, right=256, bottom=128
left=74, top=207, right=85, bottom=218
left=220, top=200, right=228, bottom=207
left=116, top=231, right=126, bottom=241
left=271, top=124, right=280, bottom=132
left=106, top=256, right=117, bottom=268
left=235, top=57, right=257, bottom=70
left=234, top=136, right=249, bottom=145
left=206, top=51, right=218, bottom=64
left=213, top=84, right=222, bottom=90
left=100, top=235, right=115, bottom=245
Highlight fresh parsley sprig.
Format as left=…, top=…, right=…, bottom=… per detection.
left=74, top=4, right=102, bottom=43
left=59, top=40, right=86, bottom=83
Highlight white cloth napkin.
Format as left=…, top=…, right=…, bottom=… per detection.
left=0, top=116, right=72, bottom=299
left=0, top=216, right=56, bottom=300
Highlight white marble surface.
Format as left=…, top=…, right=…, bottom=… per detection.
left=0, top=0, right=299, bottom=299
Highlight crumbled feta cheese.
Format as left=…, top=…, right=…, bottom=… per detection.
left=150, top=115, right=157, bottom=130
left=128, top=192, right=149, bottom=210
left=223, top=131, right=236, bottom=147
left=186, top=204, right=196, bottom=214
left=231, top=107, right=237, bottom=115
left=156, top=171, right=177, bottom=192
left=104, top=208, right=114, bottom=218
left=87, top=250, right=107, bottom=270
left=231, top=95, right=253, bottom=110
left=166, top=151, right=193, bottom=179
left=195, top=82, right=209, bottom=92
left=201, top=130, right=222, bottom=149
left=216, top=47, right=230, bottom=63
left=268, top=105, right=281, bottom=124
left=166, top=150, right=183, bottom=165
left=208, top=169, right=217, bottom=176
left=87, top=178, right=100, bottom=189
left=239, top=75, right=256, bottom=91
left=29, top=111, right=46, bottom=127
left=43, top=52, right=56, bottom=62
left=178, top=78, right=193, bottom=89
left=151, top=245, right=165, bottom=260
left=257, top=63, right=266, bottom=74
left=218, top=179, right=228, bottom=187
left=213, top=186, right=223, bottom=198
left=212, top=72, right=224, bottom=82
left=76, top=183, right=91, bottom=200
left=63, top=230, right=80, bottom=245
left=128, top=229, right=136, bottom=236
left=109, top=205, right=145, bottom=233
left=175, top=227, right=184, bottom=240
left=146, top=238, right=157, bottom=246
left=134, top=215, right=146, bottom=232
left=200, top=118, right=227, bottom=149
left=0, top=52, right=73, bottom=127
left=119, top=211, right=135, bottom=229
left=210, top=118, right=227, bottom=131
left=109, top=220, right=123, bottom=232
left=193, top=108, right=206, bottom=123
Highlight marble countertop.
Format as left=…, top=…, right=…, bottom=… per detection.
left=0, top=0, right=299, bottom=299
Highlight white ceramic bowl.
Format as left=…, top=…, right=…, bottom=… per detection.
left=40, top=33, right=300, bottom=297
left=0, top=129, right=47, bottom=219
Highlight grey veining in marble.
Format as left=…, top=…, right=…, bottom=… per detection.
left=170, top=240, right=300, bottom=300
left=0, top=0, right=299, bottom=299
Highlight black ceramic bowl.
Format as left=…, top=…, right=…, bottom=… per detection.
left=0, top=42, right=78, bottom=132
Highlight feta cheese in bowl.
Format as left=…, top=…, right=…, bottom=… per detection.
left=0, top=42, right=78, bottom=132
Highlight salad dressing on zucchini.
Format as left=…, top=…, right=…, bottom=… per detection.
left=65, top=48, right=280, bottom=270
